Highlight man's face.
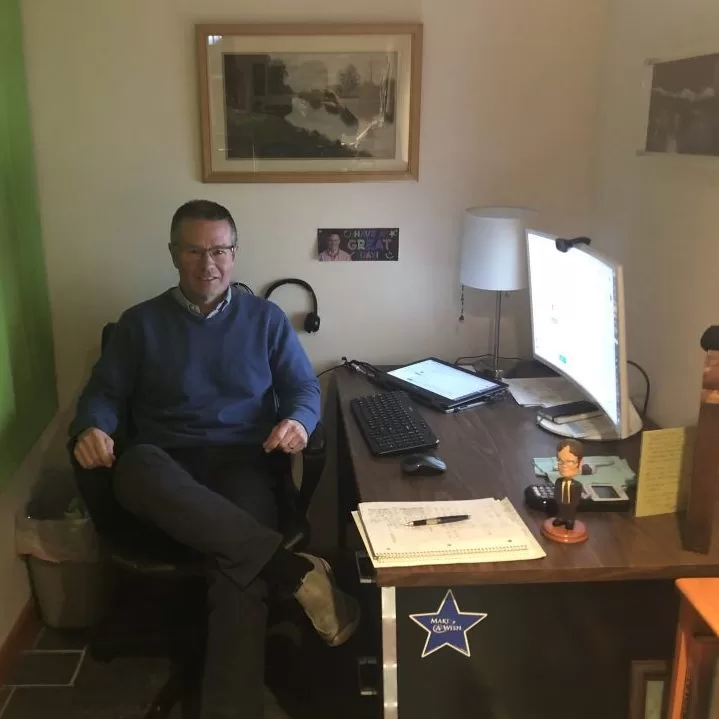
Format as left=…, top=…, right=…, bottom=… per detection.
left=171, top=219, right=236, bottom=309
left=557, top=446, right=581, bottom=479
left=328, top=234, right=341, bottom=253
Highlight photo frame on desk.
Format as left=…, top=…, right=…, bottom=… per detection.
left=196, top=23, right=423, bottom=183
left=629, top=660, right=669, bottom=719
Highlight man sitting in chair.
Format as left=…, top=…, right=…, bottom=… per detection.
left=69, top=200, right=359, bottom=719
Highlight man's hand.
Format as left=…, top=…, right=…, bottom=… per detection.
left=262, top=419, right=308, bottom=455
left=73, top=428, right=115, bottom=469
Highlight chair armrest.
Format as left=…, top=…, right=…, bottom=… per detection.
left=298, top=422, right=326, bottom=513
left=304, top=422, right=325, bottom=455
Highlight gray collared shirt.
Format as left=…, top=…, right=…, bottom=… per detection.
left=172, top=284, right=232, bottom=319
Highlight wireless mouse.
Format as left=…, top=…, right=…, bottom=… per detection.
left=400, top=454, right=447, bottom=477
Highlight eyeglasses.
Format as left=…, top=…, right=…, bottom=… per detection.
left=556, top=459, right=580, bottom=467
left=175, top=245, right=236, bottom=262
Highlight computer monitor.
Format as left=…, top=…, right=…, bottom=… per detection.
left=526, top=229, right=643, bottom=441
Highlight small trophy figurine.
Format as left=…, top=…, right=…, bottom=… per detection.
left=541, top=439, right=589, bottom=544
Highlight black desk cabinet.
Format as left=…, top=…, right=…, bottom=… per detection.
left=386, top=581, right=676, bottom=719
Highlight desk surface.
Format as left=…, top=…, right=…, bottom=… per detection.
left=336, top=368, right=719, bottom=588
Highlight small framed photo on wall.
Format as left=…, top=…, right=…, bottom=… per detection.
left=317, top=228, right=399, bottom=262
left=642, top=52, right=719, bottom=157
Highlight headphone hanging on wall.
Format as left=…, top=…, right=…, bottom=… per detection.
left=263, top=278, right=321, bottom=333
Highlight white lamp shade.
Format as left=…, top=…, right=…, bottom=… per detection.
left=459, top=206, right=530, bottom=291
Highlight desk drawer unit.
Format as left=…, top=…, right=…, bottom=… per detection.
left=364, top=580, right=678, bottom=719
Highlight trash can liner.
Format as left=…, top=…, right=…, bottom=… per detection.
left=15, top=468, right=99, bottom=563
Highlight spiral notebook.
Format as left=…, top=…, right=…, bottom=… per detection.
left=352, top=497, right=546, bottom=568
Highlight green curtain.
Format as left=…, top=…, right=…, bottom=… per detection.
left=0, top=0, right=58, bottom=485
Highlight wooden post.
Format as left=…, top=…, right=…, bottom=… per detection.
left=683, top=329, right=719, bottom=553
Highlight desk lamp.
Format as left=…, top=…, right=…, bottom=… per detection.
left=459, top=206, right=530, bottom=379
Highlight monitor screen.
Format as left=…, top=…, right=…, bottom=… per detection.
left=526, top=230, right=632, bottom=437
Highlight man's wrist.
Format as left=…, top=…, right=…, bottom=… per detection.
left=286, top=418, right=309, bottom=438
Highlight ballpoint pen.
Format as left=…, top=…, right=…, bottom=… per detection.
left=405, top=514, right=470, bottom=527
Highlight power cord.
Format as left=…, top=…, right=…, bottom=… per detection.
left=627, top=360, right=650, bottom=417
left=315, top=358, right=381, bottom=380
left=340, top=357, right=381, bottom=380
left=316, top=364, right=345, bottom=379
left=454, top=353, right=528, bottom=365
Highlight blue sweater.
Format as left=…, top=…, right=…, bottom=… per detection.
left=69, top=288, right=321, bottom=448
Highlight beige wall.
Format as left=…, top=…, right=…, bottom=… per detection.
left=594, top=0, right=719, bottom=427
left=21, top=0, right=608, bottom=412
left=0, top=467, right=35, bottom=648
left=3, top=0, right=610, bottom=646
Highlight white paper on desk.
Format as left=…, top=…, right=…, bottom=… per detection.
left=353, top=498, right=546, bottom=567
left=504, top=377, right=585, bottom=407
left=546, top=414, right=619, bottom=439
left=351, top=511, right=545, bottom=568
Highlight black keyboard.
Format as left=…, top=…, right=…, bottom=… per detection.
left=350, top=391, right=439, bottom=457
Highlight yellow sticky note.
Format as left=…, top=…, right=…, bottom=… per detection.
left=634, top=427, right=695, bottom=518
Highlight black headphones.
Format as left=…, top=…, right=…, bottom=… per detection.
left=263, top=278, right=320, bottom=333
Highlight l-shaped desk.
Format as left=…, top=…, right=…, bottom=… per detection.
left=335, top=368, right=719, bottom=719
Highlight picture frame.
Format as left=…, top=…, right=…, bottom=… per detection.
left=196, top=23, right=423, bottom=183
left=629, top=660, right=669, bottom=719
left=638, top=51, right=719, bottom=159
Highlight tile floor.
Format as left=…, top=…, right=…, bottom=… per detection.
left=0, top=611, right=377, bottom=719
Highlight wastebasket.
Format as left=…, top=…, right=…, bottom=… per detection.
left=15, top=469, right=107, bottom=629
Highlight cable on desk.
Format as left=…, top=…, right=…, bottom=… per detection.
left=454, top=353, right=528, bottom=365
left=315, top=358, right=382, bottom=380
left=340, top=357, right=381, bottom=381
left=316, top=364, right=344, bottom=379
left=627, top=360, right=650, bottom=417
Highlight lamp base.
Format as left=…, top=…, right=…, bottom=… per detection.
left=472, top=358, right=518, bottom=381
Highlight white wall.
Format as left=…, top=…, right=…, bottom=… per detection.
left=594, top=0, right=719, bottom=427
left=20, top=0, right=608, bottom=410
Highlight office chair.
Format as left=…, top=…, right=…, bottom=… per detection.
left=84, top=321, right=326, bottom=719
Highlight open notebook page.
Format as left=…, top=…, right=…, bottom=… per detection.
left=356, top=498, right=545, bottom=561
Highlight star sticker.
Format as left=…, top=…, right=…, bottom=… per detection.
left=409, top=589, right=487, bottom=658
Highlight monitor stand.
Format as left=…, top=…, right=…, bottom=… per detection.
left=537, top=403, right=643, bottom=442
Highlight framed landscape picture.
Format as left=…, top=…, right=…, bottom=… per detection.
left=643, top=52, right=719, bottom=157
left=196, top=23, right=423, bottom=183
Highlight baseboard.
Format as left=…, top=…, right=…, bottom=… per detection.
left=0, top=601, right=40, bottom=684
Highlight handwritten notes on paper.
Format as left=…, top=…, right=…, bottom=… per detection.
left=352, top=498, right=546, bottom=567
left=635, top=427, right=695, bottom=518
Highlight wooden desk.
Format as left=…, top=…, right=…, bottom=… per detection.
left=335, top=369, right=719, bottom=719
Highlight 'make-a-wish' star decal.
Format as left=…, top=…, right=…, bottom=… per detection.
left=409, top=589, right=487, bottom=658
